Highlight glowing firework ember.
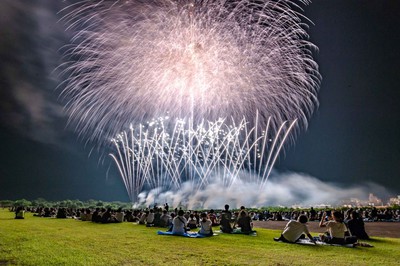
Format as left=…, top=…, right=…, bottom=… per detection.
left=60, top=0, right=320, bottom=204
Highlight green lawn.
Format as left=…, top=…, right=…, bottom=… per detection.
left=0, top=209, right=399, bottom=265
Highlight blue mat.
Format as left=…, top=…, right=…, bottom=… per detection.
left=157, top=231, right=213, bottom=238
left=216, top=229, right=257, bottom=236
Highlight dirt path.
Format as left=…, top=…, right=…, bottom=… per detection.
left=253, top=220, right=400, bottom=238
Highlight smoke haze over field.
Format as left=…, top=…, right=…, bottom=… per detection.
left=136, top=171, right=393, bottom=209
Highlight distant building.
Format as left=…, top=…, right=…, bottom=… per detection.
left=368, top=193, right=383, bottom=206
left=388, top=195, right=400, bottom=206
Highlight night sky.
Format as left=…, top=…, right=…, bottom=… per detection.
left=0, top=0, right=399, bottom=203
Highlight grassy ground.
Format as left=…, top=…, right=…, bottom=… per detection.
left=0, top=209, right=399, bottom=265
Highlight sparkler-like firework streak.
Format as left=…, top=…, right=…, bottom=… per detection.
left=60, top=0, right=320, bottom=203
left=110, top=114, right=297, bottom=202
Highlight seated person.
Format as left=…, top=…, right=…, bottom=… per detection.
left=172, top=210, right=187, bottom=235
left=160, top=210, right=171, bottom=227
left=56, top=208, right=67, bottom=219
left=347, top=211, right=369, bottom=240
left=115, top=208, right=124, bottom=223
left=91, top=208, right=101, bottom=223
left=146, top=209, right=155, bottom=226
left=319, top=211, right=356, bottom=245
left=198, top=212, right=213, bottom=236
left=138, top=211, right=148, bottom=225
left=101, top=208, right=114, bottom=223
left=274, top=214, right=315, bottom=243
left=208, top=209, right=219, bottom=226
left=187, top=214, right=198, bottom=229
left=15, top=206, right=25, bottom=219
left=219, top=204, right=233, bottom=233
left=84, top=209, right=92, bottom=221
left=153, top=208, right=164, bottom=227
left=236, top=210, right=254, bottom=234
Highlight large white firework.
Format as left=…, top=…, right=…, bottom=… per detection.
left=60, top=0, right=320, bottom=143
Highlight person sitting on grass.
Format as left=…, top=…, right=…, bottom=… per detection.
left=139, top=211, right=148, bottom=225
left=208, top=209, right=219, bottom=226
left=160, top=210, right=171, bottom=227
left=198, top=212, right=213, bottom=236
left=236, top=210, right=254, bottom=234
left=319, top=210, right=355, bottom=245
left=115, top=208, right=124, bottom=223
left=274, top=214, right=316, bottom=244
left=347, top=211, right=369, bottom=240
left=146, top=209, right=155, bottom=226
left=187, top=213, right=198, bottom=229
left=220, top=204, right=233, bottom=233
left=15, top=206, right=25, bottom=219
left=172, top=210, right=188, bottom=235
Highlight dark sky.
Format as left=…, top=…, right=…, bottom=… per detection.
left=0, top=0, right=399, bottom=202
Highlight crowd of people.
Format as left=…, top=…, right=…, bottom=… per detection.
left=11, top=204, right=399, bottom=244
left=274, top=209, right=370, bottom=246
left=11, top=204, right=256, bottom=236
left=250, top=206, right=400, bottom=222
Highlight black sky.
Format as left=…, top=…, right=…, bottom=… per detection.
left=0, top=0, right=399, bottom=202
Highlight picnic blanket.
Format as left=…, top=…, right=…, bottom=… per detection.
left=274, top=238, right=355, bottom=247
left=216, top=229, right=257, bottom=236
left=157, top=231, right=215, bottom=238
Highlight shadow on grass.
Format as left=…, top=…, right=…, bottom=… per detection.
left=0, top=259, right=15, bottom=265
left=367, top=238, right=389, bottom=243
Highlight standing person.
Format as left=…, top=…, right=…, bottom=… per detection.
left=172, top=210, right=187, bottom=235
left=309, top=207, right=317, bottom=221
left=274, top=214, right=316, bottom=244
left=198, top=212, right=213, bottom=236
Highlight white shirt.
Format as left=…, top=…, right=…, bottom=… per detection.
left=146, top=212, right=155, bottom=223
left=282, top=220, right=310, bottom=242
left=326, top=221, right=346, bottom=238
left=199, top=219, right=212, bottom=235
left=172, top=216, right=187, bottom=234
left=115, top=212, right=124, bottom=222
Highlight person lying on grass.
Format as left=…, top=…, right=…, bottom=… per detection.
left=274, top=214, right=316, bottom=244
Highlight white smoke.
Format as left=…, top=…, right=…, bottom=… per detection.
left=134, top=170, right=393, bottom=209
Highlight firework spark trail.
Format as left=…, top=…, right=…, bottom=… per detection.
left=110, top=116, right=295, bottom=203
left=60, top=0, right=320, bottom=143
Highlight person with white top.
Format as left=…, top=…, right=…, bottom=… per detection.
left=172, top=210, right=187, bottom=235
left=274, top=214, right=315, bottom=244
left=198, top=212, right=213, bottom=236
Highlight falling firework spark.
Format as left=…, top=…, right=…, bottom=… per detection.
left=60, top=0, right=320, bottom=143
left=110, top=114, right=297, bottom=203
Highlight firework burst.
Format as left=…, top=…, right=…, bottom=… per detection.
left=60, top=0, right=320, bottom=143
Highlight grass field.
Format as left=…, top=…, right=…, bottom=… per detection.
left=0, top=209, right=399, bottom=265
